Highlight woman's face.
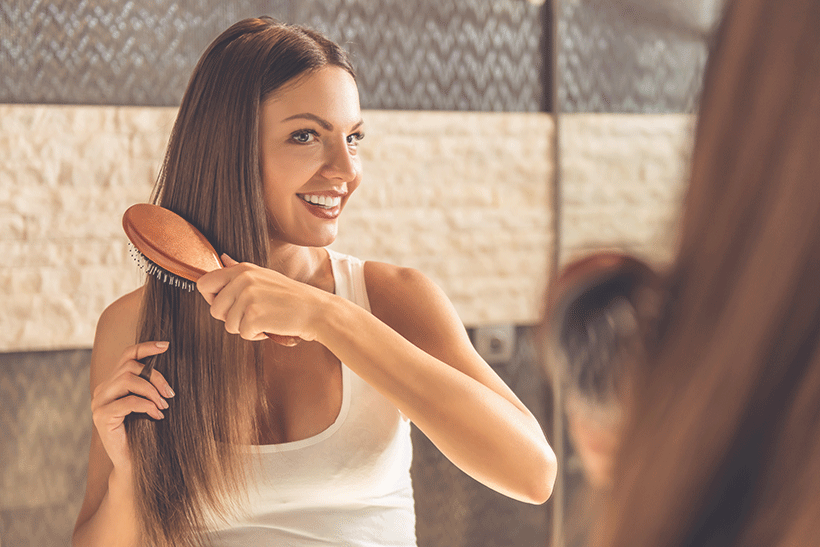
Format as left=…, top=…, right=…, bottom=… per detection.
left=258, top=66, right=364, bottom=247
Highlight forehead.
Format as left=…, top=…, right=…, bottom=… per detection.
left=261, top=66, right=361, bottom=128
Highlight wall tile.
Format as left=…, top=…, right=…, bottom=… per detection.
left=1, top=105, right=555, bottom=352
left=1, top=0, right=545, bottom=111
left=558, top=113, right=694, bottom=266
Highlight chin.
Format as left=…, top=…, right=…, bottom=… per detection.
left=269, top=221, right=339, bottom=248
left=295, top=229, right=339, bottom=248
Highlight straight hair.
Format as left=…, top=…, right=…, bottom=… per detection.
left=126, top=17, right=355, bottom=547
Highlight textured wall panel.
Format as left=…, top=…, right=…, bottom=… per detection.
left=291, top=0, right=547, bottom=111
left=0, top=334, right=551, bottom=547
left=559, top=113, right=693, bottom=265
left=0, top=105, right=555, bottom=352
left=331, top=110, right=554, bottom=327
left=0, top=105, right=163, bottom=351
left=0, top=0, right=289, bottom=106
left=1, top=0, right=546, bottom=111
left=0, top=349, right=92, bottom=547
left=556, top=0, right=713, bottom=113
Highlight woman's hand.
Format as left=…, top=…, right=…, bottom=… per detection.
left=196, top=255, right=328, bottom=342
left=90, top=341, right=174, bottom=472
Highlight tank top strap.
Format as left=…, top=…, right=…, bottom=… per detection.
left=327, top=248, right=371, bottom=313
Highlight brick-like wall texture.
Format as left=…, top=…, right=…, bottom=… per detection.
left=558, top=113, right=693, bottom=268
left=1, top=106, right=693, bottom=353
left=1, top=105, right=555, bottom=352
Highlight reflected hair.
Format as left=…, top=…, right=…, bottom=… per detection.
left=549, top=253, right=660, bottom=415
left=598, top=0, right=820, bottom=546
left=126, top=17, right=354, bottom=547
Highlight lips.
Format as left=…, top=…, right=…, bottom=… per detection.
left=297, top=193, right=344, bottom=219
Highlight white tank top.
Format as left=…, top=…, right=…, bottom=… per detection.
left=205, top=250, right=417, bottom=546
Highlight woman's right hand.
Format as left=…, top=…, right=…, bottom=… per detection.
left=90, top=341, right=175, bottom=472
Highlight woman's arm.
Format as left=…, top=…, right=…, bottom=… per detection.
left=73, top=289, right=174, bottom=546
left=199, top=258, right=557, bottom=504
left=334, top=262, right=555, bottom=503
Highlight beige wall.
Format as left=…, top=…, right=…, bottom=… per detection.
left=559, top=113, right=694, bottom=266
left=0, top=105, right=692, bottom=352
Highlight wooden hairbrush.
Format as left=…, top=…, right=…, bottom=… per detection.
left=123, top=203, right=301, bottom=376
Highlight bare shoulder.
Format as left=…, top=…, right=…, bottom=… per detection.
left=364, top=261, right=438, bottom=295
left=89, top=286, right=145, bottom=390
left=363, top=261, right=449, bottom=318
left=363, top=261, right=471, bottom=357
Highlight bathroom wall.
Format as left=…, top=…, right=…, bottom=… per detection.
left=0, top=0, right=708, bottom=546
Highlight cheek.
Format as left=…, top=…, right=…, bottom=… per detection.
left=261, top=150, right=321, bottom=189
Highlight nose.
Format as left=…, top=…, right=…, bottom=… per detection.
left=321, top=139, right=359, bottom=183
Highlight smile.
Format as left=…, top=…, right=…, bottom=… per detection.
left=298, top=194, right=342, bottom=209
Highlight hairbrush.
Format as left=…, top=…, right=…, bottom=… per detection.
left=123, top=203, right=300, bottom=380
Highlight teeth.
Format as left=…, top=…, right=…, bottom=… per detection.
left=300, top=194, right=341, bottom=208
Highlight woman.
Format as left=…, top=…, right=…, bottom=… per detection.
left=72, top=17, right=556, bottom=547
left=597, top=0, right=820, bottom=545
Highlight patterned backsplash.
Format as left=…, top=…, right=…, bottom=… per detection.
left=1, top=0, right=716, bottom=112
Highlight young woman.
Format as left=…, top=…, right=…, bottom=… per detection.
left=596, top=0, right=820, bottom=545
left=72, top=17, right=556, bottom=547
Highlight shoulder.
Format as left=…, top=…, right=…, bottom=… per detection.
left=89, top=286, right=144, bottom=390
left=363, top=261, right=470, bottom=354
left=96, top=285, right=144, bottom=341
left=364, top=260, right=433, bottom=291
left=363, top=261, right=448, bottom=314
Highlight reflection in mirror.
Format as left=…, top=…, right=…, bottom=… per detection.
left=550, top=1, right=725, bottom=546
left=544, top=252, right=662, bottom=547
left=0, top=0, right=728, bottom=545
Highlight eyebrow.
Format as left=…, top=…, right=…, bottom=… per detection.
left=280, top=113, right=364, bottom=132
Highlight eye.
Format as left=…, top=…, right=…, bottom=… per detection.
left=346, top=132, right=365, bottom=147
left=290, top=130, right=318, bottom=144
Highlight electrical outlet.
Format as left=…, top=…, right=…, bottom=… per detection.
left=472, top=325, right=516, bottom=366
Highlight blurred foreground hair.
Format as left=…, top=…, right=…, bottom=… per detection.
left=598, top=0, right=820, bottom=546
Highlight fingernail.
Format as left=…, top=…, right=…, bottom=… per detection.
left=154, top=410, right=165, bottom=420
left=165, top=385, right=175, bottom=398
left=156, top=341, right=169, bottom=349
left=160, top=398, right=169, bottom=409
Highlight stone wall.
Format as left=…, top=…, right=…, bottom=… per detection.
left=559, top=113, right=693, bottom=266
left=1, top=105, right=693, bottom=352
left=0, top=106, right=555, bottom=352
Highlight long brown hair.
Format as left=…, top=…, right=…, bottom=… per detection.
left=126, top=18, right=355, bottom=547
left=598, top=0, right=820, bottom=545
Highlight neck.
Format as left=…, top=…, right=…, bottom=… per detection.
left=267, top=241, right=333, bottom=292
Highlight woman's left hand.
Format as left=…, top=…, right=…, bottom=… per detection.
left=196, top=254, right=327, bottom=342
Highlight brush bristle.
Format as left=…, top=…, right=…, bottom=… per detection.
left=128, top=243, right=197, bottom=291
